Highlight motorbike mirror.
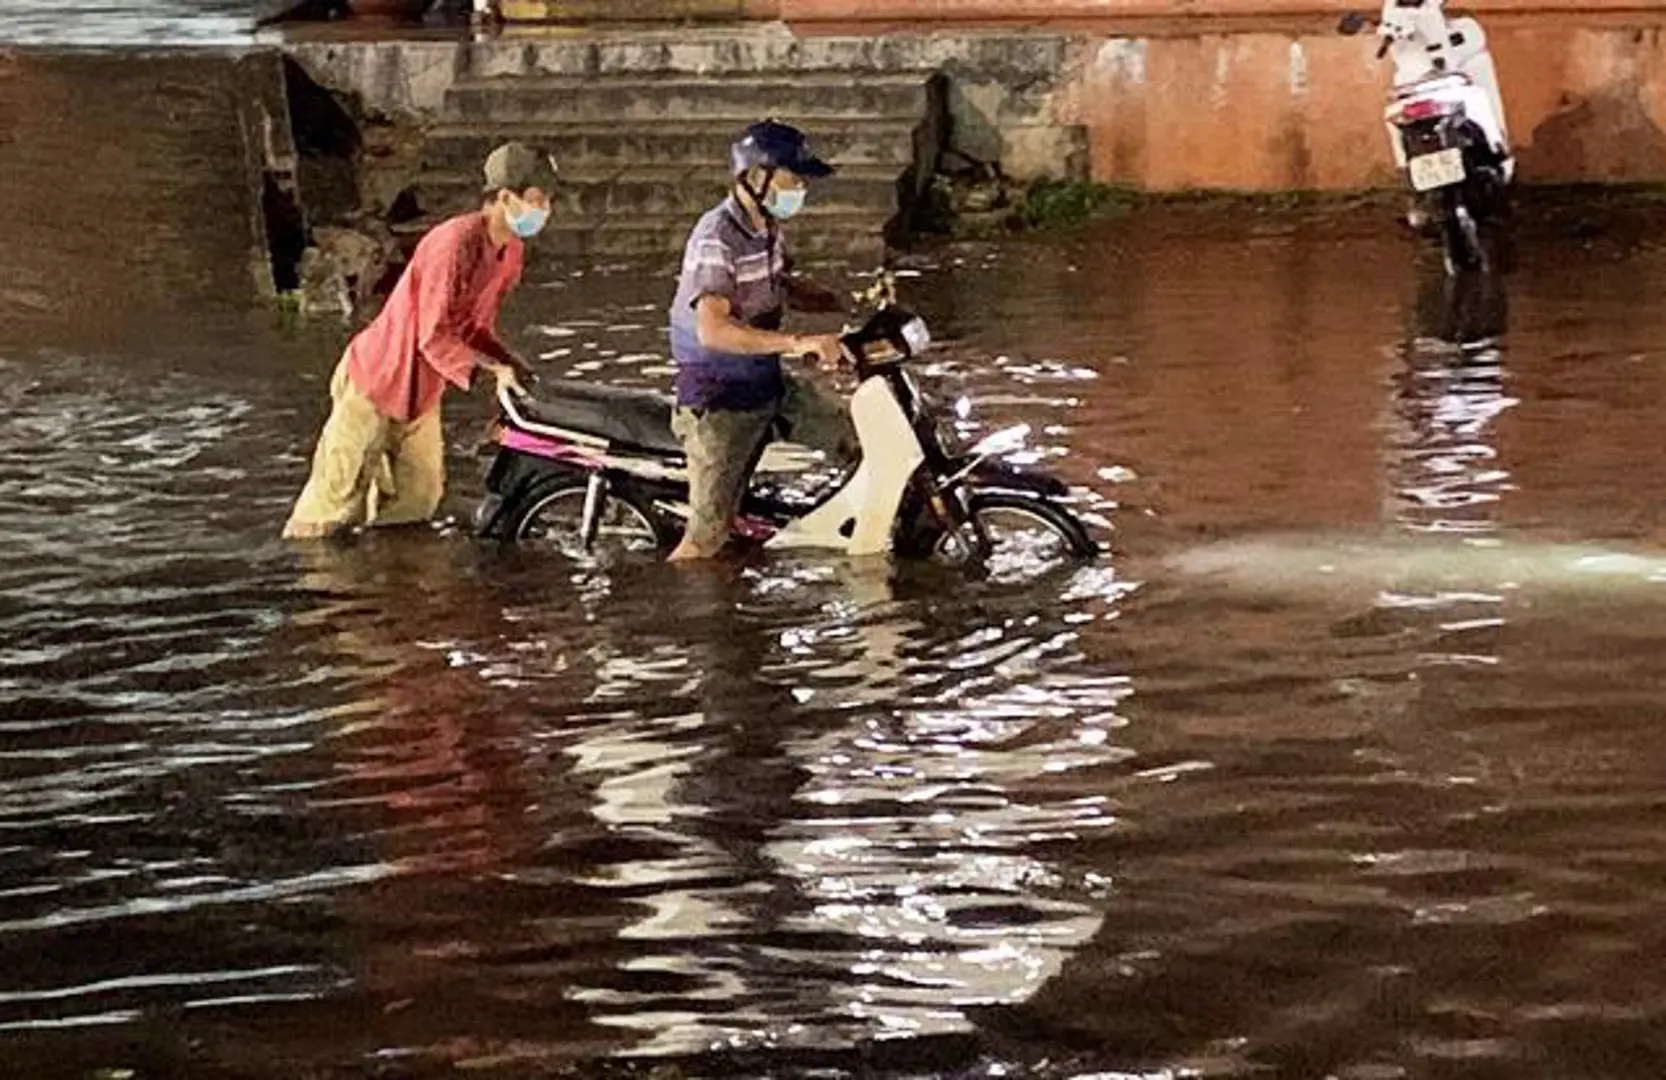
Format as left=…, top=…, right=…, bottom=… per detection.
left=850, top=268, right=897, bottom=310
left=1338, top=11, right=1368, bottom=35
left=876, top=270, right=897, bottom=307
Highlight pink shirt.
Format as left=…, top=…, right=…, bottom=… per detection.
left=346, top=211, right=524, bottom=422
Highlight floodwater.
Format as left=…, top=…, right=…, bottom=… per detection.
left=4, top=205, right=1666, bottom=1080
left=0, top=0, right=260, bottom=45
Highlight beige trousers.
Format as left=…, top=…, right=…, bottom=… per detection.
left=282, top=357, right=445, bottom=539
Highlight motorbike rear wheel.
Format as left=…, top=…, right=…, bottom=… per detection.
left=504, top=476, right=670, bottom=559
left=1440, top=188, right=1488, bottom=275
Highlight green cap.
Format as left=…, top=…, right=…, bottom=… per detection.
left=483, top=141, right=560, bottom=194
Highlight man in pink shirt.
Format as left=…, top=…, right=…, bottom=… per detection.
left=282, top=142, right=556, bottom=540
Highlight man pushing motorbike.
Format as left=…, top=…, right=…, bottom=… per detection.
left=666, top=119, right=856, bottom=562
left=282, top=142, right=555, bottom=540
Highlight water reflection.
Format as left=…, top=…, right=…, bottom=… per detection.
left=1385, top=270, right=1516, bottom=535
left=549, top=561, right=1138, bottom=1059
left=760, top=565, right=1129, bottom=1050
left=1357, top=270, right=1510, bottom=780
left=268, top=542, right=1140, bottom=1070
left=280, top=536, right=638, bottom=1071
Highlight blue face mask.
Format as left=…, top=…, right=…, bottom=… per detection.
left=506, top=199, right=549, bottom=239
left=765, top=186, right=807, bottom=220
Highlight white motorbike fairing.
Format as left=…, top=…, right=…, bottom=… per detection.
left=764, top=375, right=926, bottom=556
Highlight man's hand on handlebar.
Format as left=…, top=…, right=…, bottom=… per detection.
left=485, top=360, right=531, bottom=399
left=785, top=333, right=849, bottom=373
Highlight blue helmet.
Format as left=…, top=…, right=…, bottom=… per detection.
left=730, top=120, right=835, bottom=179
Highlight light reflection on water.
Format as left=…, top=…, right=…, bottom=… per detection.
left=3, top=212, right=1666, bottom=1077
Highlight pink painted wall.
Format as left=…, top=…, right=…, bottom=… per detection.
left=778, top=0, right=1664, bottom=19
left=1058, top=23, right=1666, bottom=190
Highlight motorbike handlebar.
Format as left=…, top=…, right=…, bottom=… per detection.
left=793, top=338, right=861, bottom=376
left=838, top=303, right=929, bottom=380
left=1336, top=10, right=1395, bottom=59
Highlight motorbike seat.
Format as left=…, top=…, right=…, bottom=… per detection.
left=507, top=380, right=683, bottom=457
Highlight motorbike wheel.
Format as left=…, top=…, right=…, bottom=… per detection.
left=502, top=476, right=670, bottom=558
left=911, top=490, right=1097, bottom=579
left=1440, top=188, right=1487, bottom=275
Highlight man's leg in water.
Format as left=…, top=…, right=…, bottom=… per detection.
left=369, top=404, right=445, bottom=528
left=670, top=405, right=775, bottom=561
left=283, top=356, right=391, bottom=539
left=777, top=372, right=857, bottom=464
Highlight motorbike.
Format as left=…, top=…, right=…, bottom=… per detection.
left=1340, top=0, right=1515, bottom=274
left=473, top=273, right=1099, bottom=573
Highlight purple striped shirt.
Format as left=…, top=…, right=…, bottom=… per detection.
left=669, top=197, right=791, bottom=411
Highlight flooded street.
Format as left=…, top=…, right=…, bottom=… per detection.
left=3, top=206, right=1666, bottom=1079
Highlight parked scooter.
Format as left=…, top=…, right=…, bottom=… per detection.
left=1340, top=0, right=1515, bottom=273
left=474, top=273, right=1098, bottom=574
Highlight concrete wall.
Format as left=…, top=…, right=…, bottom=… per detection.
left=0, top=49, right=293, bottom=323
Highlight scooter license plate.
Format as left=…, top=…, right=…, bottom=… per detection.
left=1409, top=147, right=1466, bottom=192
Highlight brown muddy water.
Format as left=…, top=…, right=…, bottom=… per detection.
left=3, top=205, right=1666, bottom=1080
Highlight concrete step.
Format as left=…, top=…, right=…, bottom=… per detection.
left=421, top=119, right=921, bottom=173
left=442, top=72, right=932, bottom=125
left=391, top=210, right=890, bottom=261
left=537, top=216, right=890, bottom=261
left=412, top=164, right=903, bottom=220
left=463, top=31, right=1065, bottom=80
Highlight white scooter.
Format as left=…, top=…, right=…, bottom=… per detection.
left=1341, top=0, right=1515, bottom=273
left=474, top=274, right=1097, bottom=571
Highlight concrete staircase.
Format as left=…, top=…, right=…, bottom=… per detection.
left=411, top=34, right=940, bottom=265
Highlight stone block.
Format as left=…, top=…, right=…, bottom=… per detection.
left=947, top=79, right=1006, bottom=164
left=1001, top=124, right=1088, bottom=183
left=287, top=40, right=462, bottom=121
